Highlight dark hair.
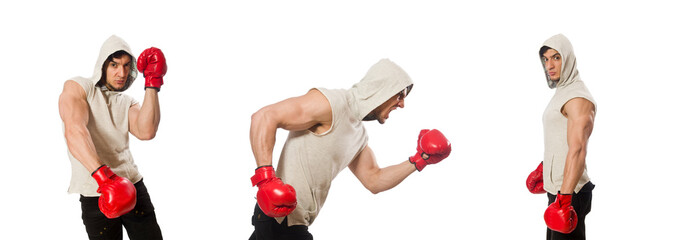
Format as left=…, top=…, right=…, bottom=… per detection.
left=404, top=84, right=413, bottom=96
left=539, top=46, right=552, bottom=58
left=97, top=50, right=133, bottom=87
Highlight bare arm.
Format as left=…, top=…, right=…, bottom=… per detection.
left=560, top=97, right=595, bottom=194
left=250, top=89, right=332, bottom=167
left=58, top=80, right=102, bottom=173
left=129, top=88, right=160, bottom=140
left=349, top=145, right=416, bottom=194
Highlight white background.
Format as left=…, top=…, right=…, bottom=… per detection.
left=1, top=0, right=674, bottom=239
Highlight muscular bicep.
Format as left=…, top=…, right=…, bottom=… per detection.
left=563, top=98, right=596, bottom=145
left=128, top=103, right=141, bottom=136
left=59, top=80, right=89, bottom=126
left=256, top=89, right=332, bottom=132
left=349, top=145, right=380, bottom=186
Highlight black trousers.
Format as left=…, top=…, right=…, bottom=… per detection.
left=546, top=182, right=594, bottom=240
left=249, top=204, right=313, bottom=240
left=80, top=179, right=163, bottom=240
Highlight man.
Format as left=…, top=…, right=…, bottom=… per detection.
left=525, top=34, right=596, bottom=240
left=59, top=35, right=167, bottom=240
left=248, top=59, right=452, bottom=239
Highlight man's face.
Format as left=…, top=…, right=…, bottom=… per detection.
left=542, top=48, right=562, bottom=82
left=104, top=55, right=132, bottom=91
left=368, top=89, right=407, bottom=124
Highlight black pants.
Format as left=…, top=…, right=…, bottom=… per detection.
left=546, top=182, right=594, bottom=240
left=249, top=204, right=313, bottom=240
left=80, top=179, right=163, bottom=240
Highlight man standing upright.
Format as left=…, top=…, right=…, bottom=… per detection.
left=526, top=34, right=596, bottom=240
left=59, top=35, right=167, bottom=240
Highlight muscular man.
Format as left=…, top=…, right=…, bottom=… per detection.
left=248, top=59, right=452, bottom=239
left=59, top=35, right=167, bottom=240
left=525, top=34, right=596, bottom=240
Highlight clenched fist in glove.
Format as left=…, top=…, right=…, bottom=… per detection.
left=409, top=129, right=452, bottom=171
left=251, top=166, right=297, bottom=217
left=526, top=162, right=546, bottom=194
left=136, top=47, right=167, bottom=91
left=544, top=192, right=578, bottom=234
left=91, top=165, right=137, bottom=219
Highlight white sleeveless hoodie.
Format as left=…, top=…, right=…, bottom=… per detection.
left=276, top=59, right=413, bottom=226
left=64, top=35, right=142, bottom=196
left=540, top=34, right=596, bottom=194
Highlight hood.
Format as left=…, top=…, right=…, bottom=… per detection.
left=91, top=35, right=137, bottom=92
left=540, top=34, right=580, bottom=89
left=349, top=59, right=414, bottom=120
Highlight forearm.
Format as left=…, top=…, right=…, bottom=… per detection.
left=560, top=146, right=587, bottom=194
left=366, top=160, right=416, bottom=194
left=136, top=89, right=161, bottom=139
left=65, top=124, right=102, bottom=173
left=250, top=110, right=277, bottom=167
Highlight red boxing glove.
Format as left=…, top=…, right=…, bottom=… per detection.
left=136, top=47, right=167, bottom=91
left=91, top=165, right=137, bottom=219
left=544, top=193, right=578, bottom=234
left=251, top=166, right=297, bottom=217
left=409, top=129, right=452, bottom=171
left=526, top=162, right=546, bottom=194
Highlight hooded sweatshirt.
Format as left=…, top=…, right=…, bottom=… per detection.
left=540, top=34, right=596, bottom=194
left=275, top=59, right=413, bottom=226
left=65, top=35, right=142, bottom=196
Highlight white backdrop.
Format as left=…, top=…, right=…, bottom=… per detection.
left=1, top=0, right=674, bottom=239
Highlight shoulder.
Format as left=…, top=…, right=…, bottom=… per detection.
left=61, top=79, right=86, bottom=98
left=556, top=81, right=596, bottom=111
left=312, top=88, right=351, bottom=113
left=564, top=81, right=594, bottom=101
left=562, top=97, right=596, bottom=119
left=68, top=77, right=95, bottom=91
left=65, top=77, right=96, bottom=99
left=305, top=88, right=333, bottom=117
